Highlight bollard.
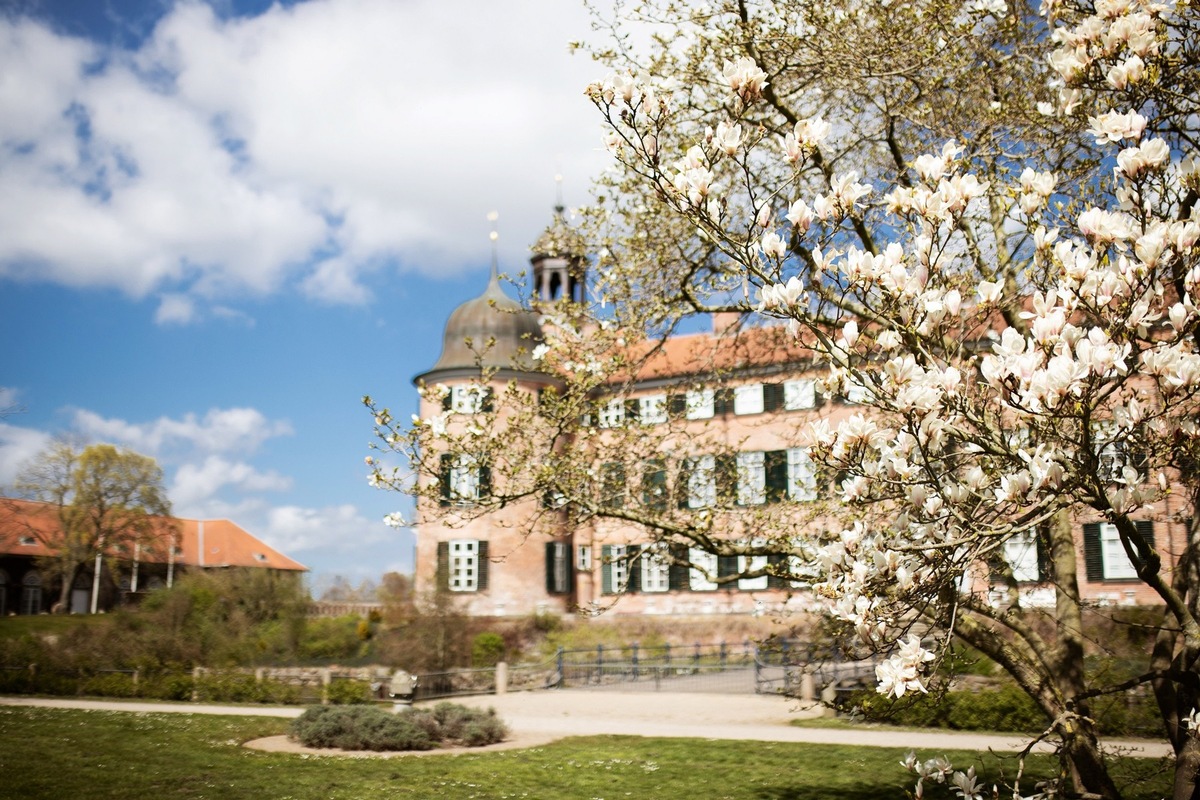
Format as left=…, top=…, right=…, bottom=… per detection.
left=495, top=661, right=508, bottom=695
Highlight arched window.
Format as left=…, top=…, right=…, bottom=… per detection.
left=21, top=572, right=42, bottom=615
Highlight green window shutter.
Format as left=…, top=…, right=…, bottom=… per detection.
left=764, top=450, right=788, bottom=503
left=668, top=544, right=690, bottom=591
left=1035, top=528, right=1051, bottom=582
left=546, top=541, right=572, bottom=595
left=438, top=454, right=453, bottom=506
left=715, top=454, right=736, bottom=504
left=601, top=462, right=626, bottom=509
left=442, top=391, right=452, bottom=412
left=676, top=459, right=693, bottom=509
left=668, top=393, right=687, bottom=417
left=714, top=388, right=733, bottom=416
left=601, top=545, right=614, bottom=594
left=626, top=399, right=640, bottom=422
left=476, top=540, right=489, bottom=591
left=717, top=554, right=738, bottom=585
left=481, top=387, right=495, bottom=413
left=478, top=464, right=492, bottom=500
left=766, top=554, right=787, bottom=589
left=1083, top=523, right=1104, bottom=581
left=1135, top=520, right=1155, bottom=549
left=763, top=383, right=784, bottom=412
left=642, top=459, right=667, bottom=512
left=626, top=545, right=641, bottom=593
left=436, top=541, right=450, bottom=590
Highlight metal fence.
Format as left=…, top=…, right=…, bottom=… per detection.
left=406, top=640, right=884, bottom=701
left=551, top=641, right=760, bottom=694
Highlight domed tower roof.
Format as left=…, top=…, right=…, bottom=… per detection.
left=415, top=265, right=545, bottom=384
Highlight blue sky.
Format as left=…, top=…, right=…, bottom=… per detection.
left=0, top=0, right=609, bottom=590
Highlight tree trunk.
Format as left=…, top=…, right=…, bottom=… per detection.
left=1173, top=736, right=1200, bottom=800
left=54, top=559, right=83, bottom=614
left=1046, top=510, right=1123, bottom=800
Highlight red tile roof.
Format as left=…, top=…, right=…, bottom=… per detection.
left=0, top=498, right=306, bottom=572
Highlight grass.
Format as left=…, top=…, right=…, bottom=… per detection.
left=0, top=706, right=1173, bottom=800
left=0, top=614, right=109, bottom=641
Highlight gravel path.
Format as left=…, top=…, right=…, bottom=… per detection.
left=0, top=692, right=1172, bottom=759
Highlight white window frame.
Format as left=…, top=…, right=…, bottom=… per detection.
left=577, top=544, right=592, bottom=571
left=738, top=543, right=769, bottom=591
left=609, top=544, right=628, bottom=592
left=844, top=378, right=870, bottom=405
left=449, top=454, right=480, bottom=502
left=640, top=548, right=671, bottom=592
left=1003, top=530, right=1040, bottom=583
left=1093, top=421, right=1134, bottom=483
left=689, top=548, right=719, bottom=591
left=737, top=451, right=766, bottom=506
left=686, top=454, right=717, bottom=509
left=450, top=385, right=487, bottom=414
left=686, top=388, right=715, bottom=420
left=448, top=539, right=479, bottom=592
left=1099, top=522, right=1139, bottom=580
left=786, top=447, right=819, bottom=502
left=638, top=393, right=668, bottom=425
left=783, top=379, right=817, bottom=410
left=598, top=397, right=626, bottom=428
left=733, top=383, right=765, bottom=415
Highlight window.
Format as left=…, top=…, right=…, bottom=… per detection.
left=689, top=548, right=719, bottom=591
left=787, top=448, right=819, bottom=502
left=686, top=388, right=715, bottom=420
left=1093, top=421, right=1142, bottom=483
left=640, top=548, right=671, bottom=592
left=734, top=542, right=763, bottom=592
left=642, top=458, right=668, bottom=511
left=546, top=541, right=572, bottom=595
left=737, top=451, right=767, bottom=506
left=784, top=379, right=818, bottom=410
left=18, top=536, right=35, bottom=547
left=598, top=398, right=625, bottom=428
left=602, top=545, right=629, bottom=594
left=733, top=383, right=764, bottom=415
left=600, top=462, right=626, bottom=509
left=440, top=453, right=489, bottom=504
left=577, top=545, right=592, bottom=571
left=638, top=393, right=668, bottom=424
left=445, top=385, right=492, bottom=414
left=446, top=539, right=482, bottom=591
left=1003, top=530, right=1041, bottom=583
left=1083, top=521, right=1153, bottom=581
left=843, top=378, right=870, bottom=404
left=684, top=454, right=717, bottom=509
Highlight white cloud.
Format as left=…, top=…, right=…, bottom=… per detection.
left=259, top=503, right=382, bottom=553
left=0, top=422, right=52, bottom=489
left=0, top=0, right=606, bottom=319
left=171, top=455, right=292, bottom=508
left=72, top=406, right=293, bottom=455
left=155, top=293, right=197, bottom=325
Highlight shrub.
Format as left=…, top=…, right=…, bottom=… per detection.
left=289, top=702, right=508, bottom=751
left=325, top=678, right=372, bottom=705
left=291, top=705, right=433, bottom=751
left=471, top=632, right=505, bottom=668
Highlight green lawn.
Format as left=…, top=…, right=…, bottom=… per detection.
left=0, top=706, right=1171, bottom=800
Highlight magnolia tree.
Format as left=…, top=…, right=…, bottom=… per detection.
left=368, top=0, right=1200, bottom=797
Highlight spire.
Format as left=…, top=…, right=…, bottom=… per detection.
left=487, top=211, right=500, bottom=287
left=554, top=172, right=565, bottom=216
